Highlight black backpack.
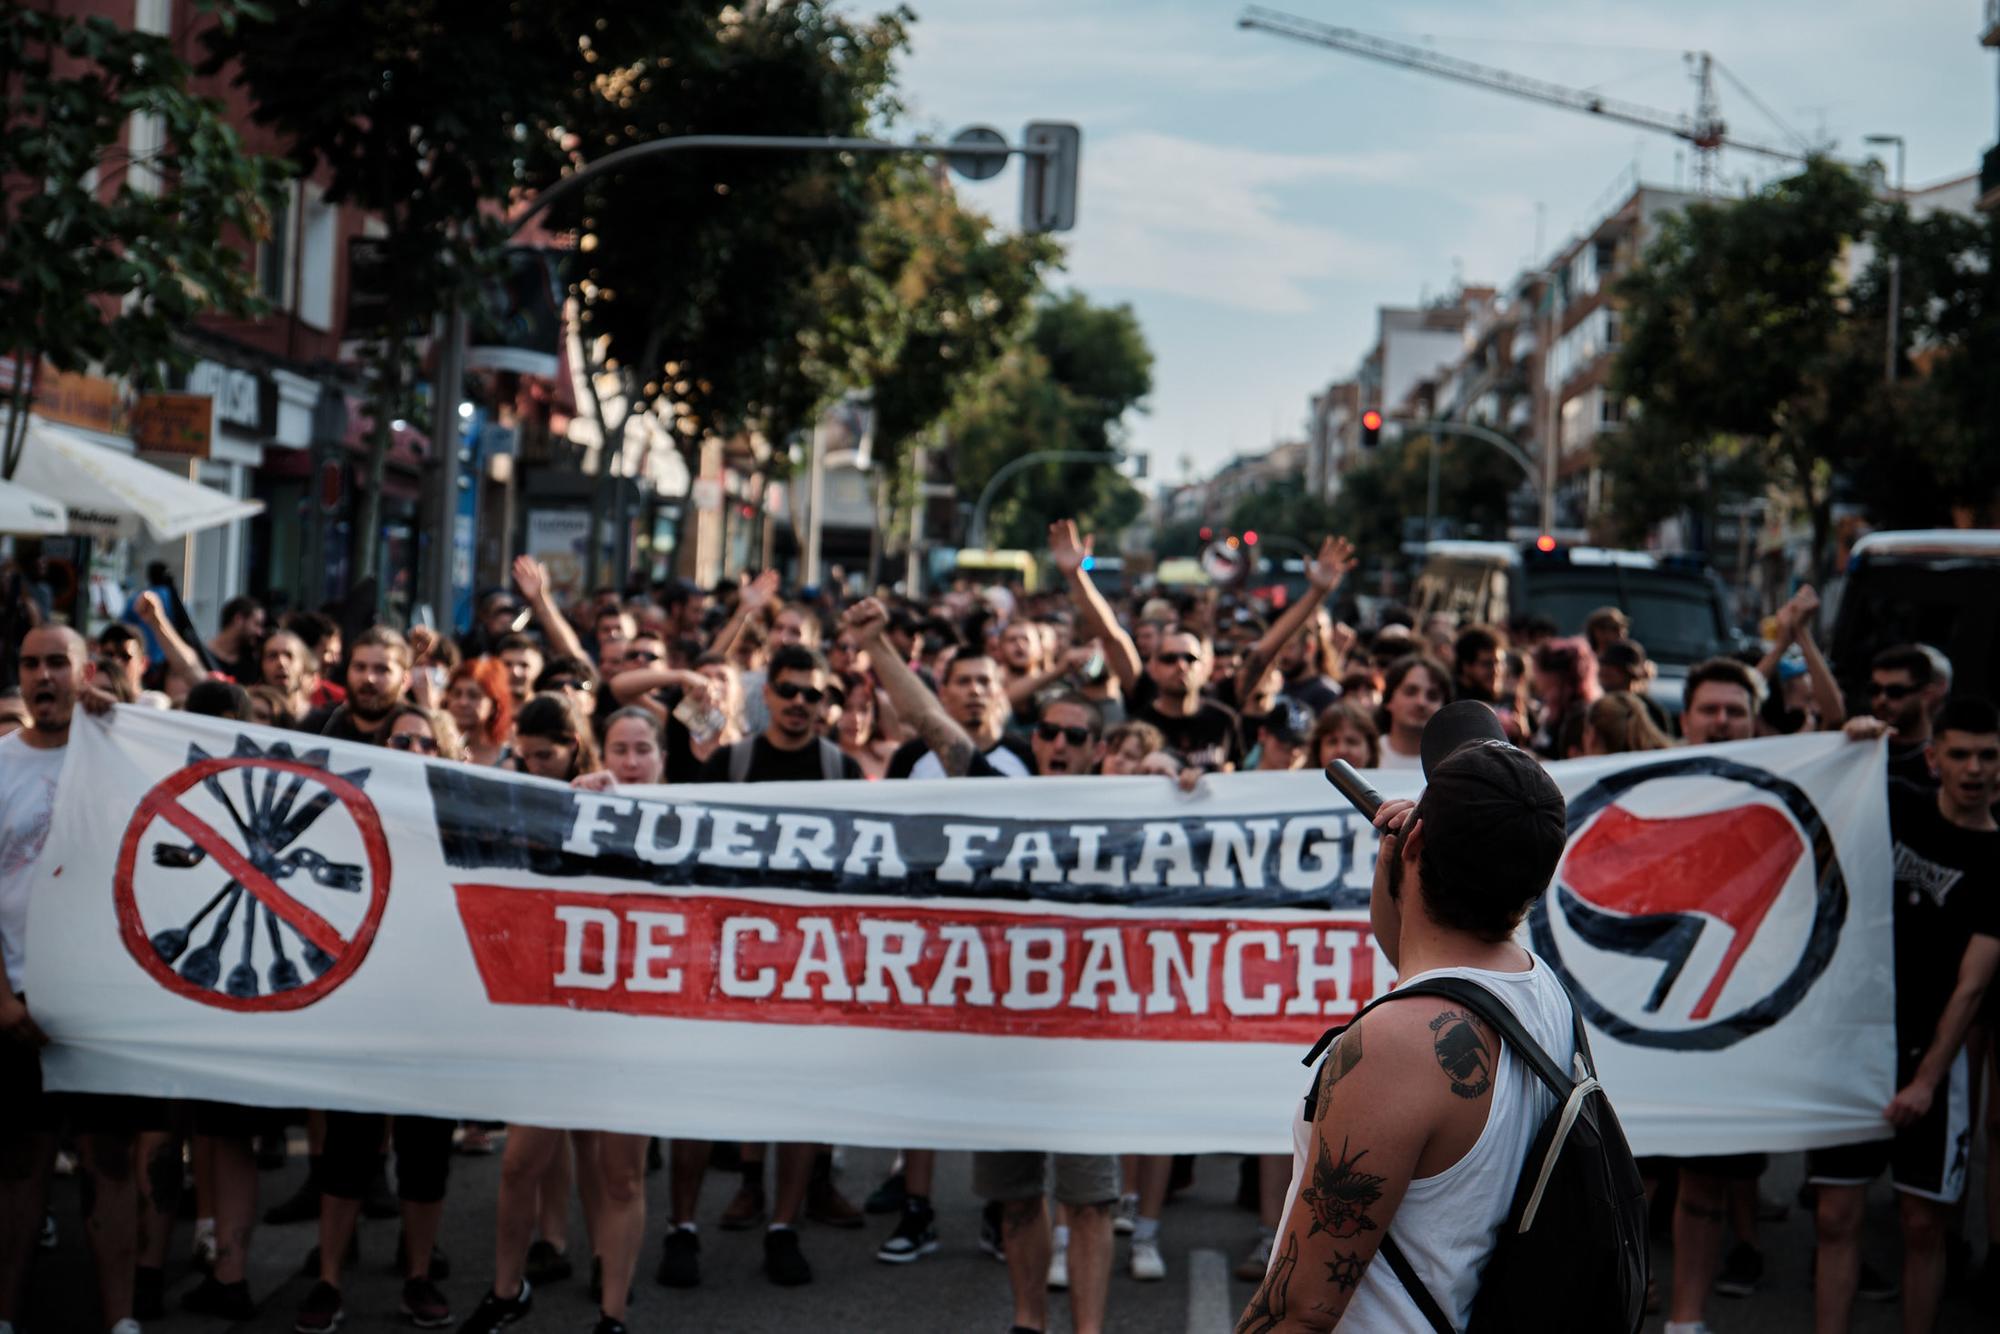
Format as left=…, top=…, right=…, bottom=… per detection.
left=1300, top=974, right=1649, bottom=1334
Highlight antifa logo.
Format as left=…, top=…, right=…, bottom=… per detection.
left=1528, top=756, right=1847, bottom=1051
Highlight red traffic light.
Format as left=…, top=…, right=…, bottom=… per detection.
left=1361, top=409, right=1383, bottom=431
left=1536, top=534, right=1558, bottom=553
left=1242, top=530, right=1258, bottom=546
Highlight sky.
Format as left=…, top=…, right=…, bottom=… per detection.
left=886, top=0, right=1999, bottom=482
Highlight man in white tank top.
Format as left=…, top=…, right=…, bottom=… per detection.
left=1238, top=703, right=1575, bottom=1332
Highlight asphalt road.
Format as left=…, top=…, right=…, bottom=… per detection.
left=24, top=1135, right=1995, bottom=1333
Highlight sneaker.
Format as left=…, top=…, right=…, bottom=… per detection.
left=455, top=1125, right=495, bottom=1156
left=764, top=1228, right=813, bottom=1286
left=655, top=1228, right=700, bottom=1288
left=591, top=1319, right=626, bottom=1334
left=719, top=1182, right=767, bottom=1231
left=1233, top=1233, right=1273, bottom=1283
left=876, top=1203, right=938, bottom=1264
left=865, top=1171, right=907, bottom=1214
left=191, top=1220, right=218, bottom=1271
left=399, top=1277, right=452, bottom=1329
left=1130, top=1237, right=1166, bottom=1281
left=523, top=1240, right=571, bottom=1285
left=1856, top=1262, right=1900, bottom=1303
left=265, top=1178, right=321, bottom=1225
left=1047, top=1246, right=1069, bottom=1290
left=978, top=1200, right=1006, bottom=1262
left=109, top=1321, right=141, bottom=1334
left=806, top=1176, right=864, bottom=1229
left=183, top=1276, right=256, bottom=1321
left=454, top=1282, right=531, bottom=1334
left=294, top=1280, right=344, bottom=1334
left=134, top=1265, right=165, bottom=1320
left=1713, top=1242, right=1763, bottom=1297
left=1113, top=1195, right=1138, bottom=1235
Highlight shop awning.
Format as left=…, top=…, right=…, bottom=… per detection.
left=0, top=476, right=67, bottom=535
left=9, top=418, right=264, bottom=541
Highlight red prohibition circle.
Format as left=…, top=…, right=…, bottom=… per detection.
left=114, top=756, right=393, bottom=1012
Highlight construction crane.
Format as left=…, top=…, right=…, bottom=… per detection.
left=1238, top=5, right=1813, bottom=194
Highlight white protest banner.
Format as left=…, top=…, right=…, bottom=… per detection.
left=29, top=709, right=1893, bottom=1156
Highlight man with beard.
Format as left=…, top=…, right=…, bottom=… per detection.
left=839, top=598, right=1119, bottom=1330
left=0, top=627, right=141, bottom=1334
left=304, top=626, right=411, bottom=742
left=1870, top=645, right=1939, bottom=788
left=690, top=645, right=862, bottom=1289
left=1133, top=629, right=1242, bottom=772
left=887, top=651, right=1032, bottom=780
left=255, top=629, right=319, bottom=727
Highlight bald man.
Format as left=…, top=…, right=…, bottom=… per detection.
left=0, top=625, right=144, bottom=1334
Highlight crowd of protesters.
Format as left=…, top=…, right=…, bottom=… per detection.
left=1, top=523, right=1995, bottom=1334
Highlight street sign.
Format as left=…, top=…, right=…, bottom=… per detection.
left=1020, top=121, right=1081, bottom=233
left=946, top=125, right=1008, bottom=181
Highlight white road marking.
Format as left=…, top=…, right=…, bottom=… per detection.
left=1187, top=1245, right=1235, bottom=1333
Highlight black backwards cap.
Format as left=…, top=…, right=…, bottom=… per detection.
left=1415, top=701, right=1569, bottom=918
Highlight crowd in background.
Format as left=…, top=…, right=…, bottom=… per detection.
left=1, top=521, right=1995, bottom=1334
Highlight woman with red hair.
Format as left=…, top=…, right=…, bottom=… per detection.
left=444, top=657, right=513, bottom=767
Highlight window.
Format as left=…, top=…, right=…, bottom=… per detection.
left=259, top=184, right=294, bottom=307
left=1600, top=395, right=1626, bottom=426
left=297, top=187, right=339, bottom=330
left=1594, top=237, right=1618, bottom=279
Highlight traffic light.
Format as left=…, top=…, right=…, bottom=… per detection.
left=1198, top=526, right=1212, bottom=541
left=1021, top=122, right=1081, bottom=233
left=1360, top=409, right=1383, bottom=449
left=1242, top=530, right=1258, bottom=546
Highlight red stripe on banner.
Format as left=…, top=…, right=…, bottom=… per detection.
left=452, top=884, right=1384, bottom=1044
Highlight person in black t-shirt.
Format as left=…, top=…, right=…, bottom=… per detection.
left=1229, top=535, right=1355, bottom=722
left=884, top=652, right=1032, bottom=780
left=304, top=626, right=410, bottom=743
left=1811, top=700, right=2000, bottom=1334
left=1869, top=644, right=1939, bottom=788
left=1132, top=629, right=1241, bottom=772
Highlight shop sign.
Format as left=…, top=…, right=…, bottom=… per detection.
left=185, top=360, right=275, bottom=435
left=33, top=364, right=131, bottom=437
left=132, top=393, right=215, bottom=458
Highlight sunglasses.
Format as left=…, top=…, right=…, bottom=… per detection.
left=387, top=733, right=440, bottom=754
left=547, top=677, right=593, bottom=693
left=1036, top=722, right=1095, bottom=746
left=1870, top=682, right=1917, bottom=700
left=772, top=681, right=826, bottom=705
left=1155, top=652, right=1200, bottom=667
left=624, top=650, right=661, bottom=665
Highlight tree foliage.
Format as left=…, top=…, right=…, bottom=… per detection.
left=1, top=0, right=282, bottom=476
left=1324, top=433, right=1520, bottom=557
left=951, top=292, right=1153, bottom=550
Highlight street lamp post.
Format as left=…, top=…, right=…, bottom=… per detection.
left=1864, top=133, right=1906, bottom=385
left=967, top=450, right=1122, bottom=549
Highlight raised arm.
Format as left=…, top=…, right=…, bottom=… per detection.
left=708, top=568, right=779, bottom=663
left=512, top=555, right=588, bottom=664
left=845, top=597, right=977, bottom=777
left=1234, top=535, right=1355, bottom=706
left=1050, top=520, right=1141, bottom=693
left=1788, top=586, right=1845, bottom=729
left=1006, top=644, right=1097, bottom=709
left=135, top=590, right=210, bottom=690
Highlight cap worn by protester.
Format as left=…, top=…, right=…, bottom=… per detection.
left=1416, top=700, right=1569, bottom=903
left=1258, top=697, right=1316, bottom=747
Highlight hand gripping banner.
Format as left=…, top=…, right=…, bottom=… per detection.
left=29, top=709, right=1894, bottom=1156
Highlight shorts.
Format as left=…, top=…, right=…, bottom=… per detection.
left=1, top=1039, right=165, bottom=1137
left=1807, top=1047, right=1972, bottom=1204
left=0, top=1038, right=45, bottom=1136
left=191, top=1100, right=279, bottom=1140
left=971, top=1151, right=1120, bottom=1208
left=321, top=1112, right=454, bottom=1205
left=1674, top=1153, right=1768, bottom=1181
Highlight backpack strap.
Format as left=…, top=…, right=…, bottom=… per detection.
left=1377, top=1233, right=1457, bottom=1334
left=727, top=738, right=755, bottom=784
left=1387, top=975, right=1575, bottom=1100
left=818, top=738, right=844, bottom=783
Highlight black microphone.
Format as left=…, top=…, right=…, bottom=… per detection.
left=1323, top=760, right=1382, bottom=821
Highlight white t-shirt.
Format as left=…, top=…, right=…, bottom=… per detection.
left=908, top=743, right=1031, bottom=781
left=0, top=732, right=67, bottom=989
left=1275, top=955, right=1575, bottom=1331
left=1375, top=742, right=1423, bottom=771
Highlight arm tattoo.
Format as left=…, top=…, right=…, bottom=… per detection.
left=1300, top=1136, right=1385, bottom=1240
left=1430, top=1008, right=1494, bottom=1098
left=1316, top=1022, right=1363, bottom=1109
left=938, top=737, right=976, bottom=778
left=1325, top=1250, right=1366, bottom=1292
left=1235, top=1232, right=1297, bottom=1334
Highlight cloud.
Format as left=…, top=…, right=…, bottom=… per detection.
left=1054, top=132, right=1411, bottom=313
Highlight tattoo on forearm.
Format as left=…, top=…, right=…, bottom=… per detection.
left=1317, top=1022, right=1363, bottom=1109
left=1326, top=1250, right=1365, bottom=1292
left=1301, top=1136, right=1386, bottom=1240
left=938, top=738, right=976, bottom=778
left=1235, top=1232, right=1297, bottom=1334
left=1431, top=1009, right=1494, bottom=1098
